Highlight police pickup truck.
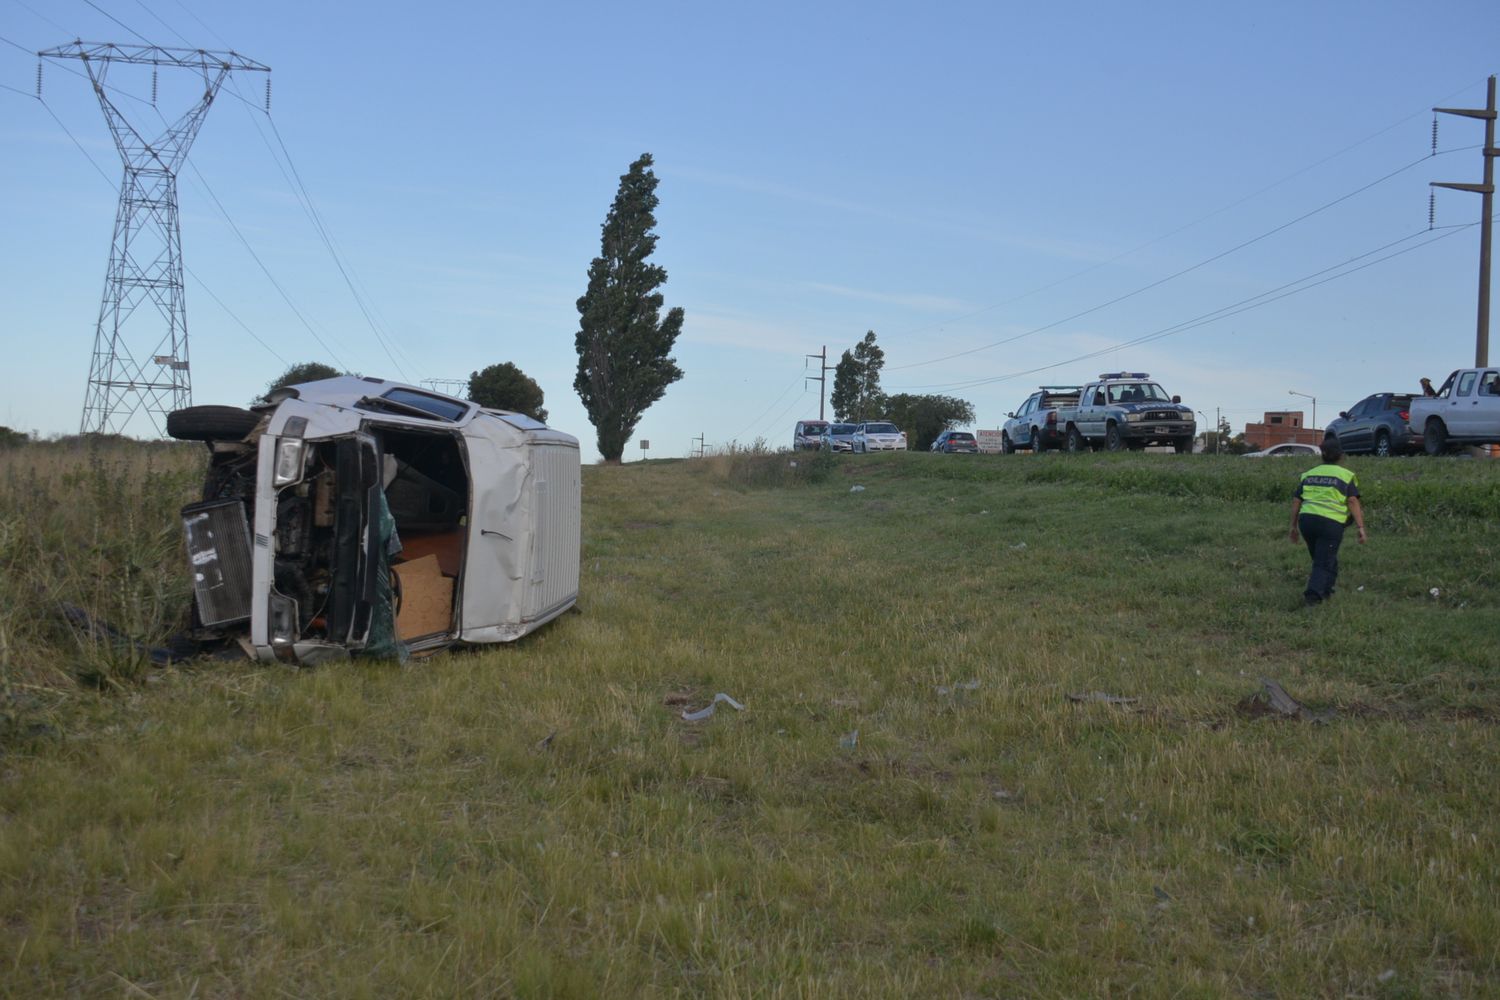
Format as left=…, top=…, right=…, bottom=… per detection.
left=1407, top=366, right=1500, bottom=454
left=1056, top=373, right=1196, bottom=453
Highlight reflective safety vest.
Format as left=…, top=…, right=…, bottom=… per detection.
left=1296, top=464, right=1359, bottom=523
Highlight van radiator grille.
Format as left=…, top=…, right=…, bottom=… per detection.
left=181, top=499, right=254, bottom=626
left=528, top=445, right=581, bottom=618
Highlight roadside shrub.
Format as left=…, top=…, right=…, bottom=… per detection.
left=0, top=439, right=201, bottom=703
left=700, top=443, right=836, bottom=489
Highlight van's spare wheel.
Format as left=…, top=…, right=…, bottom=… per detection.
left=166, top=405, right=262, bottom=442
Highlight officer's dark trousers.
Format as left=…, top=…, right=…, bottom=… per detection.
left=1299, top=513, right=1344, bottom=601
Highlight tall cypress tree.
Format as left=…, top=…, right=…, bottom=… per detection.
left=574, top=154, right=685, bottom=462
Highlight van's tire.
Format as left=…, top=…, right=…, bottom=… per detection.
left=1001, top=432, right=1014, bottom=454
left=1374, top=430, right=1392, bottom=457
left=1066, top=427, right=1088, bottom=453
left=1423, top=418, right=1448, bottom=456
left=166, top=405, right=261, bottom=442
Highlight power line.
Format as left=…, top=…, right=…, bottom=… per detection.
left=885, top=77, right=1496, bottom=355
left=10, top=0, right=72, bottom=37
left=730, top=375, right=801, bottom=443
left=0, top=32, right=37, bottom=55
left=53, top=1, right=408, bottom=379
left=895, top=222, right=1478, bottom=395
left=889, top=150, right=1447, bottom=373
left=236, top=88, right=419, bottom=379
left=163, top=0, right=230, bottom=48
left=80, top=0, right=153, bottom=46
left=127, top=0, right=193, bottom=47
left=180, top=156, right=354, bottom=371
left=746, top=391, right=809, bottom=447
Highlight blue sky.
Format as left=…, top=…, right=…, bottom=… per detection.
left=2, top=0, right=1497, bottom=459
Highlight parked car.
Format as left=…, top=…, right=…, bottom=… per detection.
left=1407, top=367, right=1500, bottom=454
left=853, top=421, right=906, bottom=452
left=1002, top=385, right=1081, bottom=452
left=1055, top=373, right=1195, bottom=452
left=1323, top=393, right=1422, bottom=456
left=822, top=423, right=859, bottom=452
left=930, top=430, right=978, bottom=453
left=1243, top=442, right=1322, bottom=459
left=793, top=419, right=830, bottom=450
left=166, top=376, right=582, bottom=665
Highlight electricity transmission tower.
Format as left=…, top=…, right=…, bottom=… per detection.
left=38, top=42, right=270, bottom=436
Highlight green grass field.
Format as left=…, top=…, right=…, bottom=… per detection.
left=2, top=443, right=1498, bottom=997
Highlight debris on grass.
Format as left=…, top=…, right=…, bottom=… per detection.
left=936, top=679, right=980, bottom=696
left=533, top=730, right=556, bottom=752
left=1237, top=678, right=1336, bottom=724
left=681, top=692, right=745, bottom=722
left=1010, top=541, right=1027, bottom=550
left=839, top=729, right=859, bottom=749
left=850, top=485, right=866, bottom=493
left=1066, top=691, right=1138, bottom=706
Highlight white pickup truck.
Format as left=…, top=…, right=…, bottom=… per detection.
left=1408, top=367, right=1500, bottom=454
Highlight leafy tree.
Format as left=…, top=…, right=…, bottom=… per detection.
left=255, top=361, right=342, bottom=404
left=573, top=153, right=685, bottom=462
left=885, top=393, right=975, bottom=450
left=829, top=330, right=886, bottom=422
left=467, top=363, right=547, bottom=422
left=0, top=426, right=28, bottom=448
left=1224, top=432, right=1256, bottom=455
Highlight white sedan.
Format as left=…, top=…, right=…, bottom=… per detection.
left=1243, top=442, right=1321, bottom=459
left=854, top=421, right=907, bottom=452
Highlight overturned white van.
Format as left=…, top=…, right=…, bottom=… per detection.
left=169, top=376, right=581, bottom=665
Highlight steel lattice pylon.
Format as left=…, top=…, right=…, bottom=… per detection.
left=39, top=42, right=270, bottom=436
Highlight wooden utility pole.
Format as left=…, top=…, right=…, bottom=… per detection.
left=1432, top=74, right=1496, bottom=367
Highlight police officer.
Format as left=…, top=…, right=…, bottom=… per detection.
left=1288, top=439, right=1366, bottom=606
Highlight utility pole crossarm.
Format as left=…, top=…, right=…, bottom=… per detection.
left=38, top=41, right=270, bottom=73
left=1433, top=106, right=1496, bottom=121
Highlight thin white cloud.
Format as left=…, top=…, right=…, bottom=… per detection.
left=666, top=164, right=1125, bottom=263
left=680, top=308, right=808, bottom=355
left=804, top=281, right=970, bottom=313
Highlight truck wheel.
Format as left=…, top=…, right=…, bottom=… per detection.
left=166, top=405, right=261, bottom=442
left=1173, top=440, right=1191, bottom=454
left=1374, top=430, right=1392, bottom=457
left=1001, top=432, right=1014, bottom=454
left=1066, top=427, right=1087, bottom=453
left=1424, top=419, right=1448, bottom=456
left=1032, top=427, right=1045, bottom=452
left=1104, top=424, right=1124, bottom=452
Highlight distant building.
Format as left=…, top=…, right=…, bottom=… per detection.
left=1243, top=410, right=1321, bottom=449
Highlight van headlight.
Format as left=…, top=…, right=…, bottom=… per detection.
left=272, top=438, right=306, bottom=487
left=1125, top=413, right=1145, bottom=423
left=269, top=592, right=299, bottom=646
